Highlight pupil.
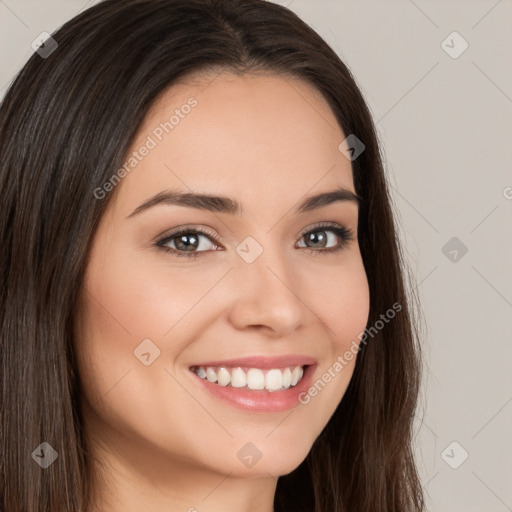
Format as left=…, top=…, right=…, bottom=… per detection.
left=308, top=231, right=326, bottom=248
left=177, top=234, right=198, bottom=251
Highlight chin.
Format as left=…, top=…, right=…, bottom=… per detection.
left=232, top=448, right=310, bottom=478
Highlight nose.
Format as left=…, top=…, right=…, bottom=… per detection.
left=226, top=249, right=307, bottom=337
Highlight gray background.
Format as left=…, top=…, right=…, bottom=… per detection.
left=1, top=0, right=511, bottom=510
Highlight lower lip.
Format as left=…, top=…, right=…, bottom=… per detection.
left=188, top=364, right=317, bottom=413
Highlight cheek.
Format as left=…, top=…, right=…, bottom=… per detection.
left=307, top=251, right=370, bottom=348
left=300, top=253, right=369, bottom=407
left=74, top=245, right=223, bottom=457
left=81, top=243, right=218, bottom=343
left=74, top=241, right=232, bottom=404
left=288, top=252, right=369, bottom=413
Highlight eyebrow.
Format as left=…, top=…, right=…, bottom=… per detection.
left=126, top=187, right=361, bottom=219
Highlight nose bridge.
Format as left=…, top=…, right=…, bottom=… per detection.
left=236, top=229, right=293, bottom=288
left=227, top=237, right=306, bottom=334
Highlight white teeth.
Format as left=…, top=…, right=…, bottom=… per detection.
left=291, top=366, right=303, bottom=386
left=206, top=367, right=217, bottom=383
left=217, top=367, right=230, bottom=386
left=246, top=368, right=265, bottom=390
left=192, top=364, right=306, bottom=391
left=265, top=369, right=283, bottom=391
left=282, top=367, right=292, bottom=389
left=231, top=367, right=247, bottom=388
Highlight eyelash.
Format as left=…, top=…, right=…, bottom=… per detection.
left=155, top=222, right=354, bottom=260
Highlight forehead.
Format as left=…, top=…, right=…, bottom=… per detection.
left=112, top=72, right=355, bottom=216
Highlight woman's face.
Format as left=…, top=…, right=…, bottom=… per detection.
left=75, top=72, right=370, bottom=485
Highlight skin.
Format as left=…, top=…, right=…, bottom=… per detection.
left=74, top=71, right=370, bottom=512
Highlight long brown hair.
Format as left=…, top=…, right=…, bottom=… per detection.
left=0, top=1, right=425, bottom=510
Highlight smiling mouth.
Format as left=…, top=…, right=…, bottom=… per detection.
left=189, top=364, right=307, bottom=392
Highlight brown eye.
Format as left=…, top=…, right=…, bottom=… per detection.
left=156, top=227, right=221, bottom=258
left=297, top=223, right=353, bottom=254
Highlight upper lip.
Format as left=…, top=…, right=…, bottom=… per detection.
left=190, top=354, right=317, bottom=369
